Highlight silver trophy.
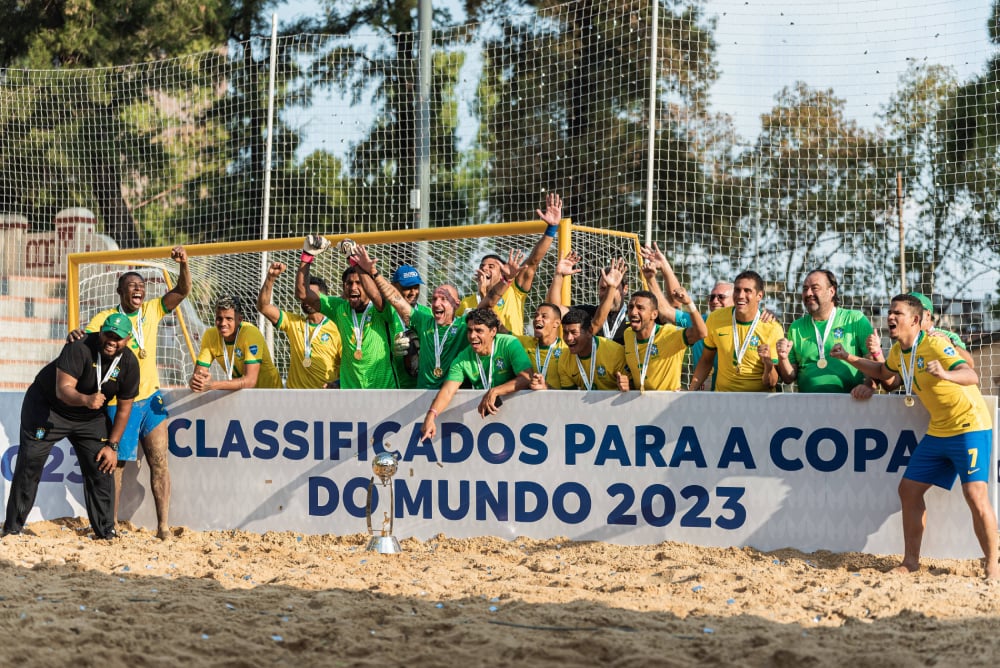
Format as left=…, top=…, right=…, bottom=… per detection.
left=365, top=450, right=402, bottom=554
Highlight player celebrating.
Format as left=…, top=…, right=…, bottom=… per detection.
left=420, top=309, right=533, bottom=440
left=189, top=295, right=282, bottom=391
left=257, top=261, right=342, bottom=389
left=830, top=293, right=997, bottom=579
left=688, top=270, right=783, bottom=392
left=69, top=246, right=191, bottom=540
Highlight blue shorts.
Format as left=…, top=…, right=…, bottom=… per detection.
left=903, top=429, right=993, bottom=490
left=106, top=391, right=169, bottom=461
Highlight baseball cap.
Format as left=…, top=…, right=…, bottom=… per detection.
left=101, top=313, right=132, bottom=339
left=392, top=265, right=424, bottom=288
left=908, top=292, right=933, bottom=314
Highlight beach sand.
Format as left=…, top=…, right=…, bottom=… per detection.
left=1, top=518, right=998, bottom=667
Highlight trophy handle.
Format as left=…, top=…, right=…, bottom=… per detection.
left=387, top=481, right=394, bottom=536
left=365, top=476, right=375, bottom=536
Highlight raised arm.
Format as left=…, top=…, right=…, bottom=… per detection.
left=775, top=338, right=796, bottom=384
left=640, top=261, right=678, bottom=324
left=295, top=235, right=330, bottom=311
left=256, top=261, right=285, bottom=326
left=829, top=343, right=901, bottom=389
left=546, top=251, right=581, bottom=318
left=641, top=242, right=682, bottom=307
left=591, top=258, right=626, bottom=336
left=673, top=286, right=707, bottom=344
left=514, top=192, right=561, bottom=292
left=350, top=245, right=386, bottom=312
left=163, top=246, right=192, bottom=312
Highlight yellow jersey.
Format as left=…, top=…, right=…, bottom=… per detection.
left=703, top=307, right=785, bottom=392
left=277, top=311, right=342, bottom=389
left=622, top=324, right=689, bottom=391
left=457, top=282, right=527, bottom=335
left=556, top=337, right=625, bottom=390
left=886, top=332, right=992, bottom=437
left=196, top=322, right=282, bottom=389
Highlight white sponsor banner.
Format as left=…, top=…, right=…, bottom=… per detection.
left=0, top=390, right=996, bottom=558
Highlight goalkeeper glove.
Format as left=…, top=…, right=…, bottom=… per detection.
left=302, top=234, right=331, bottom=257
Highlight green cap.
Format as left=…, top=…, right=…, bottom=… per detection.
left=908, top=292, right=933, bottom=314
left=101, top=313, right=132, bottom=339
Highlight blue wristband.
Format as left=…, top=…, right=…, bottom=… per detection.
left=544, top=224, right=558, bottom=238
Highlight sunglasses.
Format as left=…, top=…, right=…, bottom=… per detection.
left=708, top=293, right=730, bottom=301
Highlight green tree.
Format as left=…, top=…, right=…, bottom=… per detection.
left=939, top=2, right=1000, bottom=280
left=473, top=0, right=719, bottom=236
left=0, top=0, right=231, bottom=247
left=737, top=83, right=893, bottom=312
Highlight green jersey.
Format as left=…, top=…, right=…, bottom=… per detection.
left=389, top=303, right=431, bottom=389
left=446, top=334, right=532, bottom=390
left=410, top=310, right=470, bottom=389
left=786, top=307, right=873, bottom=393
left=317, top=295, right=397, bottom=389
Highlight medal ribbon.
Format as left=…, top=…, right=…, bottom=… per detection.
left=95, top=351, right=123, bottom=391
left=535, top=338, right=559, bottom=379
left=603, top=304, right=628, bottom=339
left=351, top=303, right=373, bottom=358
left=574, top=338, right=598, bottom=390
left=731, top=308, right=763, bottom=370
left=303, top=317, right=328, bottom=362
left=433, top=322, right=457, bottom=371
left=898, top=331, right=922, bottom=401
left=632, top=324, right=658, bottom=392
left=475, top=343, right=496, bottom=390
left=812, top=307, right=837, bottom=366
left=118, top=306, right=144, bottom=354
left=221, top=323, right=242, bottom=380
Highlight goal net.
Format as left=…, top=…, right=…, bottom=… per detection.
left=1, top=0, right=997, bottom=393
left=68, top=222, right=641, bottom=387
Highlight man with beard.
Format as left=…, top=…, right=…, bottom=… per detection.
left=351, top=244, right=508, bottom=389
left=775, top=269, right=877, bottom=397
left=420, top=309, right=533, bottom=440
left=189, top=295, right=282, bottom=391
left=257, top=261, right=342, bottom=388
left=3, top=314, right=139, bottom=540
left=69, top=245, right=191, bottom=540
left=688, top=270, right=784, bottom=392
left=456, top=192, right=563, bottom=335
left=296, top=237, right=398, bottom=389
left=830, top=294, right=997, bottom=579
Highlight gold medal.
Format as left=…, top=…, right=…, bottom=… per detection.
left=433, top=367, right=443, bottom=378
left=904, top=396, right=915, bottom=407
left=816, top=358, right=827, bottom=369
left=354, top=348, right=363, bottom=361
left=138, top=348, right=147, bottom=359
left=302, top=356, right=312, bottom=368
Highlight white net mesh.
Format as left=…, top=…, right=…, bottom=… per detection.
left=0, top=0, right=997, bottom=392
left=71, top=224, right=641, bottom=387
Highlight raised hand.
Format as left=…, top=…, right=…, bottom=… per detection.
left=302, top=234, right=331, bottom=257
left=170, top=246, right=188, bottom=264
left=536, top=192, right=563, bottom=227
left=555, top=251, right=582, bottom=277
left=503, top=249, right=525, bottom=282
left=602, top=258, right=626, bottom=291
left=352, top=244, right=377, bottom=275
left=267, top=261, right=286, bottom=278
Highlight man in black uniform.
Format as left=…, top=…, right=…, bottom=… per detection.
left=2, top=313, right=139, bottom=540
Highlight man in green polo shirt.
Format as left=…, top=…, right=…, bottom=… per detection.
left=775, top=269, right=878, bottom=397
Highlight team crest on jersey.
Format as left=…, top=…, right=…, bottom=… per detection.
left=833, top=327, right=844, bottom=339
left=554, top=349, right=562, bottom=358
left=110, top=368, right=121, bottom=380
left=249, top=345, right=259, bottom=356
left=943, top=346, right=956, bottom=357
left=320, top=333, right=331, bottom=343
left=236, top=348, right=244, bottom=359
left=916, top=357, right=925, bottom=370
left=34, top=427, right=46, bottom=440
left=749, top=335, right=761, bottom=346
left=597, top=365, right=607, bottom=377
left=497, top=298, right=506, bottom=307
left=649, top=344, right=659, bottom=356
left=495, top=358, right=507, bottom=371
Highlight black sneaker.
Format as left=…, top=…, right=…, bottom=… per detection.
left=1, top=527, right=22, bottom=537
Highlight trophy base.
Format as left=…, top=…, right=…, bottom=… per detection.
left=366, top=535, right=402, bottom=554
